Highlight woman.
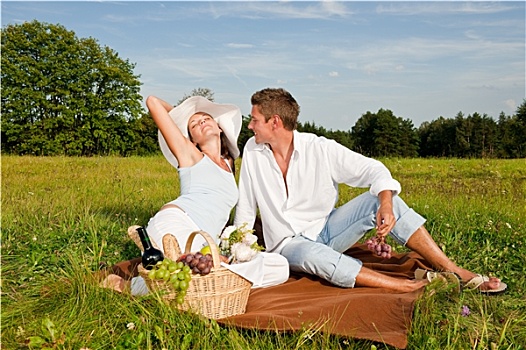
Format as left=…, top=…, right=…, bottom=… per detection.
left=102, top=95, right=289, bottom=294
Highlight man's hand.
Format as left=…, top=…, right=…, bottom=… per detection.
left=376, top=190, right=396, bottom=237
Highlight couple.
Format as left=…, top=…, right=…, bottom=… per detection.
left=105, top=88, right=506, bottom=295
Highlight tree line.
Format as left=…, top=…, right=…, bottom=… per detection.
left=2, top=21, right=525, bottom=158
left=292, top=107, right=526, bottom=159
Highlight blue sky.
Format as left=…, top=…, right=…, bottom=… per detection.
left=2, top=1, right=524, bottom=130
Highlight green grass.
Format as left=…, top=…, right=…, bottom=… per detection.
left=2, top=156, right=525, bottom=349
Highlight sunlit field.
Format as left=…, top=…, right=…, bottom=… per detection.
left=2, top=156, right=525, bottom=349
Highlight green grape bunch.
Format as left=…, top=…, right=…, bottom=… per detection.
left=147, top=258, right=192, bottom=305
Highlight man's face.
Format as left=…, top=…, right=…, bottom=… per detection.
left=249, top=105, right=273, bottom=144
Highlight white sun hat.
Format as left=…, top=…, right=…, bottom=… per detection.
left=158, top=96, right=242, bottom=169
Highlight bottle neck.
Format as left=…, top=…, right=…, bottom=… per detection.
left=137, top=227, right=153, bottom=250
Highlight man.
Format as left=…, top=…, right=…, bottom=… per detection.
left=234, top=87, right=505, bottom=293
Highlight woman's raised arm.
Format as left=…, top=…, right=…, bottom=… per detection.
left=146, top=95, right=201, bottom=167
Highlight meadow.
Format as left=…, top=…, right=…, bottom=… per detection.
left=1, top=155, right=525, bottom=349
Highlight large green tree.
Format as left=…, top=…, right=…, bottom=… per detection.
left=453, top=112, right=498, bottom=158
left=496, top=101, right=526, bottom=158
left=351, top=109, right=419, bottom=157
left=1, top=20, right=143, bottom=156
left=418, top=117, right=457, bottom=157
left=513, top=99, right=526, bottom=157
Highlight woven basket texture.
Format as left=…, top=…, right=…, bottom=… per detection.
left=134, top=229, right=252, bottom=319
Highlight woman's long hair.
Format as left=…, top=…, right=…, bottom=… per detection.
left=220, top=132, right=235, bottom=176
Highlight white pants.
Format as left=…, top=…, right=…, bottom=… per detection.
left=146, top=207, right=206, bottom=253
left=131, top=208, right=289, bottom=295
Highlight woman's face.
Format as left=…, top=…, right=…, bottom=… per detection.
left=187, top=112, right=221, bottom=143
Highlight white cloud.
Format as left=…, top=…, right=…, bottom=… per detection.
left=206, top=1, right=352, bottom=20
left=375, top=2, right=516, bottom=16
left=504, top=99, right=517, bottom=111
left=226, top=43, right=254, bottom=49
left=329, top=36, right=522, bottom=75
left=329, top=71, right=339, bottom=77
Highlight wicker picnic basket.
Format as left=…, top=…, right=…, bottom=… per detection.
left=134, top=228, right=252, bottom=320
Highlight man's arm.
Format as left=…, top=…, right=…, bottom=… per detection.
left=234, top=151, right=258, bottom=229
left=326, top=139, right=401, bottom=196
left=375, top=190, right=396, bottom=237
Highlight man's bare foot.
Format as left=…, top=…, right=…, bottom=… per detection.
left=405, top=279, right=429, bottom=292
left=100, top=274, right=126, bottom=293
left=386, top=279, right=430, bottom=293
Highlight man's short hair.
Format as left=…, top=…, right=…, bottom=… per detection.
left=251, top=88, right=300, bottom=131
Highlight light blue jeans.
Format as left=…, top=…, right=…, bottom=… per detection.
left=279, top=192, right=426, bottom=287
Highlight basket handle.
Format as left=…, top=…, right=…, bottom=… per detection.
left=185, top=230, right=221, bottom=269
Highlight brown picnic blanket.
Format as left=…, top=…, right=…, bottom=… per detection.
left=109, top=244, right=432, bottom=349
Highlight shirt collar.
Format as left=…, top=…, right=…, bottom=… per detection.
left=252, top=139, right=268, bottom=152
left=291, top=130, right=301, bottom=159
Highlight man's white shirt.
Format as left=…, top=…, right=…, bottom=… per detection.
left=234, top=131, right=401, bottom=252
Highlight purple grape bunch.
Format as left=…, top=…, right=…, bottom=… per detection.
left=365, top=236, right=393, bottom=259
left=177, top=252, right=214, bottom=275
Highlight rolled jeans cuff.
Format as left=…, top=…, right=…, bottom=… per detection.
left=130, top=276, right=149, bottom=296
left=330, top=254, right=363, bottom=288
left=390, top=208, right=426, bottom=246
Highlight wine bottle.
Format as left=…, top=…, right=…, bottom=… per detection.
left=137, top=226, right=164, bottom=270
